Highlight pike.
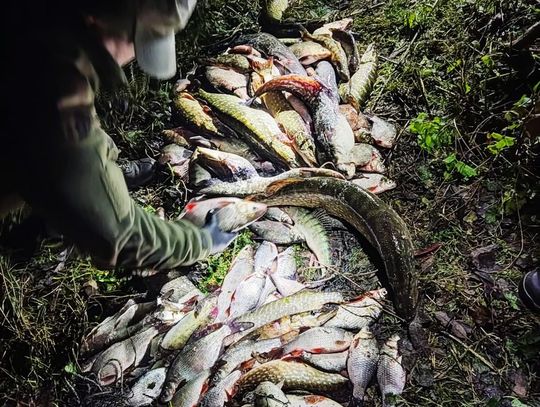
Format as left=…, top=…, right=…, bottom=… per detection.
left=192, top=146, right=259, bottom=182
left=249, top=220, right=305, bottom=245
left=300, top=28, right=350, bottom=81
left=289, top=41, right=332, bottom=65
left=254, top=381, right=290, bottom=407
left=250, top=75, right=343, bottom=169
left=246, top=177, right=418, bottom=321
left=330, top=29, right=361, bottom=73
left=339, top=44, right=378, bottom=111
left=237, top=360, right=348, bottom=394
left=351, top=174, right=397, bottom=195
left=174, top=92, right=230, bottom=137
left=205, top=66, right=249, bottom=100
left=201, top=53, right=251, bottom=73
left=197, top=89, right=301, bottom=169
left=264, top=0, right=289, bottom=23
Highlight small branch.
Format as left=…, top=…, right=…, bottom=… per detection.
left=507, top=21, right=540, bottom=50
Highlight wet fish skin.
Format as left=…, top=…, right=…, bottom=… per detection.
left=301, top=29, right=350, bottom=82
left=158, top=143, right=192, bottom=166
left=197, top=89, right=301, bottom=169
left=250, top=220, right=305, bottom=245
left=254, top=381, right=290, bottom=407
left=315, top=61, right=339, bottom=99
left=127, top=367, right=167, bottom=407
left=199, top=167, right=344, bottom=197
left=216, top=246, right=255, bottom=322
left=237, top=360, right=349, bottom=394
left=91, top=327, right=158, bottom=386
left=174, top=92, right=221, bottom=136
left=231, top=33, right=306, bottom=75
left=351, top=174, right=397, bottom=195
left=253, top=310, right=334, bottom=341
left=206, top=66, right=249, bottom=100
left=160, top=325, right=231, bottom=403
left=282, top=326, right=353, bottom=355
left=193, top=146, right=259, bottom=181
left=324, top=288, right=387, bottom=331
left=264, top=0, right=289, bottom=23
left=160, top=276, right=200, bottom=302
left=357, top=147, right=386, bottom=174
left=312, top=18, right=353, bottom=36
left=349, top=143, right=375, bottom=167
left=283, top=207, right=332, bottom=270
left=377, top=335, right=406, bottom=407
left=300, top=350, right=348, bottom=373
left=200, top=370, right=242, bottom=407
left=347, top=328, right=379, bottom=406
left=179, top=197, right=267, bottom=233
left=334, top=112, right=356, bottom=178
left=202, top=53, right=251, bottom=73
left=228, top=270, right=268, bottom=319
left=228, top=291, right=344, bottom=343
left=170, top=369, right=211, bottom=407
left=339, top=44, right=378, bottom=111
left=330, top=29, right=361, bottom=73
left=369, top=116, right=397, bottom=149
left=289, top=41, right=332, bottom=65
left=251, top=75, right=340, bottom=167
left=214, top=337, right=283, bottom=381
left=265, top=207, right=294, bottom=224
left=246, top=177, right=418, bottom=321
left=255, top=241, right=279, bottom=274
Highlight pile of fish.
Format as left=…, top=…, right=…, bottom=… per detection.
left=80, top=19, right=418, bottom=406
left=80, top=247, right=405, bottom=407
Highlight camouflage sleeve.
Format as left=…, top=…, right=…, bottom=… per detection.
left=19, top=52, right=212, bottom=270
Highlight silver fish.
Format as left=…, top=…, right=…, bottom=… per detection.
left=351, top=174, right=397, bottom=195
left=324, top=289, right=387, bottom=330
left=300, top=350, right=348, bottom=373
left=347, top=327, right=379, bottom=406
left=216, top=246, right=255, bottom=322
left=160, top=276, right=201, bottom=303
left=250, top=220, right=305, bottom=245
left=377, top=334, right=406, bottom=407
left=287, top=394, right=343, bottom=406
left=170, top=369, right=211, bottom=407
left=228, top=271, right=267, bottom=319
left=254, top=381, right=289, bottom=407
left=160, top=325, right=231, bottom=402
left=255, top=241, right=279, bottom=274
left=200, top=370, right=242, bottom=407
left=282, top=327, right=353, bottom=355
left=369, top=116, right=397, bottom=149
left=127, top=367, right=167, bottom=407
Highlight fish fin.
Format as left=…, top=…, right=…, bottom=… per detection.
left=229, top=321, right=255, bottom=334
left=309, top=208, right=335, bottom=230
left=248, top=56, right=274, bottom=75
left=265, top=178, right=304, bottom=195
left=239, top=358, right=257, bottom=371
left=310, top=347, right=328, bottom=354
left=262, top=347, right=284, bottom=360
left=181, top=92, right=197, bottom=101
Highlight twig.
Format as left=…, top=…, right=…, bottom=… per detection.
left=507, top=21, right=540, bottom=50
left=443, top=332, right=498, bottom=372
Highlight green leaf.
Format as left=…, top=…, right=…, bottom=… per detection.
left=481, top=55, right=494, bottom=69
left=464, top=82, right=471, bottom=94
left=511, top=398, right=529, bottom=407
left=64, top=362, right=77, bottom=374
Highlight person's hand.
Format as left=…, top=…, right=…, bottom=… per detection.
left=203, top=209, right=237, bottom=255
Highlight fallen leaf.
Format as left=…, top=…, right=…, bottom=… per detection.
left=471, top=244, right=500, bottom=271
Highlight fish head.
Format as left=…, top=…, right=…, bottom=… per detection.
left=97, top=360, right=122, bottom=386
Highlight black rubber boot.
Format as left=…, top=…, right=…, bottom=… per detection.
left=518, top=269, right=540, bottom=312
left=121, top=157, right=156, bottom=190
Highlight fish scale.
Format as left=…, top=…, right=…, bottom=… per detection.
left=282, top=326, right=353, bottom=355
left=347, top=328, right=379, bottom=406
left=301, top=29, right=350, bottom=81
left=339, top=44, right=378, bottom=111
left=377, top=335, right=406, bottom=407
left=237, top=360, right=349, bottom=393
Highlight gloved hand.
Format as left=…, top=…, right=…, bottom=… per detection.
left=203, top=209, right=238, bottom=255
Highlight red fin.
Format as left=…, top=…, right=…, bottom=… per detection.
left=310, top=347, right=327, bottom=354
left=240, top=358, right=256, bottom=371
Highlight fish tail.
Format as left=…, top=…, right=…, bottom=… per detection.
left=159, top=381, right=177, bottom=403
left=253, top=75, right=325, bottom=101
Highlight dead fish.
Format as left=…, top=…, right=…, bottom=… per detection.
left=357, top=146, right=386, bottom=174
left=254, top=311, right=335, bottom=341
left=287, top=394, right=343, bottom=406
left=324, top=289, right=386, bottom=330
left=255, top=242, right=279, bottom=273
left=160, top=276, right=201, bottom=303
left=199, top=167, right=344, bottom=197
left=257, top=274, right=278, bottom=309
left=377, top=335, right=406, bottom=407
left=174, top=92, right=222, bottom=137
left=91, top=327, right=158, bottom=386
left=127, top=367, right=167, bottom=407
left=160, top=295, right=217, bottom=351
left=334, top=112, right=356, bottom=178
left=339, top=104, right=363, bottom=131
left=228, top=271, right=268, bottom=319
left=216, top=246, right=255, bottom=322
left=369, top=116, right=397, bottom=149
left=250, top=220, right=305, bottom=245
left=81, top=300, right=155, bottom=355
left=160, top=325, right=232, bottom=403
left=228, top=291, right=344, bottom=343
left=190, top=163, right=213, bottom=187
left=312, top=18, right=353, bottom=36
left=270, top=247, right=304, bottom=296
left=264, top=0, right=289, bottom=23
left=265, top=207, right=294, bottom=224
left=347, top=327, right=379, bottom=406
left=289, top=41, right=332, bottom=65
left=349, top=143, right=375, bottom=167
left=250, top=75, right=340, bottom=168
left=315, top=61, right=339, bottom=99
left=158, top=144, right=192, bottom=167
left=201, top=53, right=251, bottom=73
left=282, top=327, right=353, bottom=355
left=299, top=350, right=348, bottom=373
left=270, top=273, right=305, bottom=297
left=330, top=29, right=361, bottom=73
left=197, top=89, right=301, bottom=169
left=254, top=381, right=289, bottom=407
left=351, top=174, right=397, bottom=195
left=283, top=207, right=332, bottom=270
left=179, top=197, right=267, bottom=233
left=206, top=66, right=249, bottom=100
left=339, top=44, right=378, bottom=111
left=230, top=33, right=306, bottom=75
left=214, top=337, right=283, bottom=382
left=192, top=146, right=259, bottom=181
left=201, top=370, right=242, bottom=407
left=237, top=360, right=348, bottom=394
left=170, top=369, right=211, bottom=407
left=301, top=28, right=350, bottom=82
